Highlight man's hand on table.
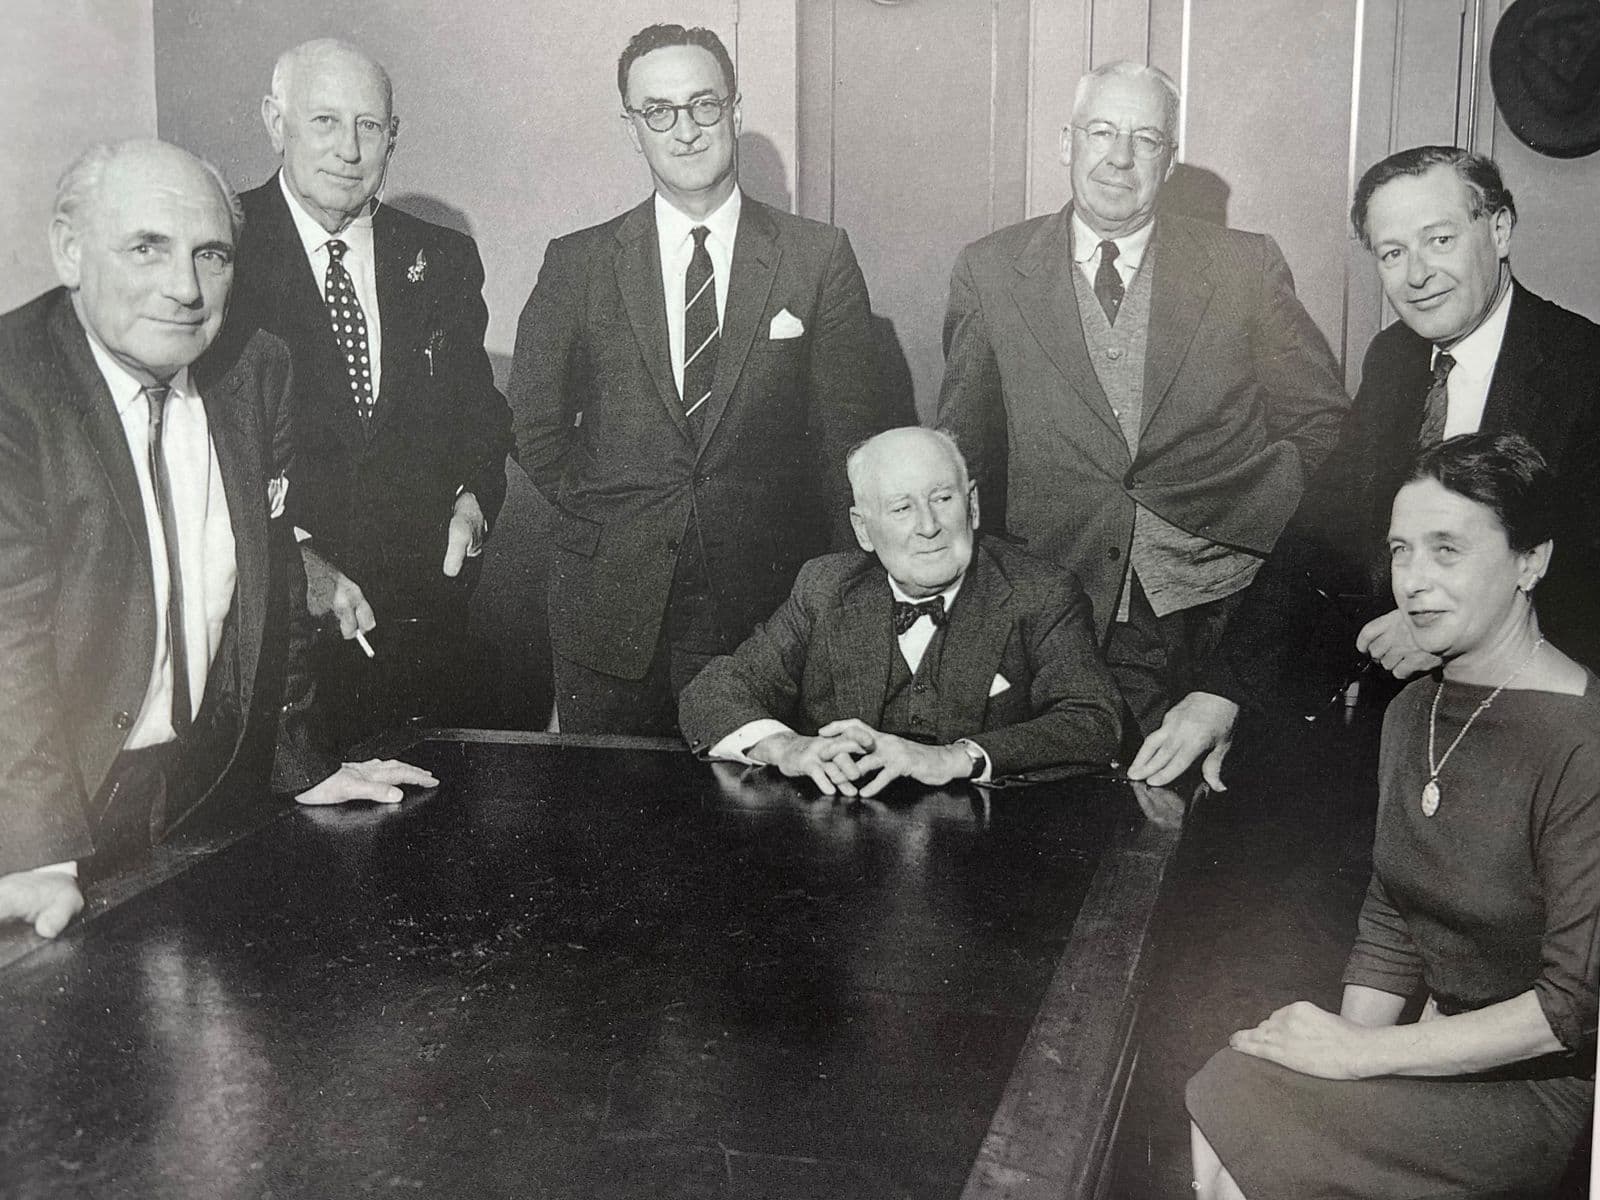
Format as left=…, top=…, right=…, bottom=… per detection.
left=1356, top=608, right=1442, bottom=679
left=295, top=759, right=440, bottom=806
left=0, top=870, right=85, bottom=938
left=815, top=719, right=977, bottom=798
left=750, top=727, right=875, bottom=797
left=1128, top=691, right=1238, bottom=791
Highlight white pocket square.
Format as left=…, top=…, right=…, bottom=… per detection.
left=768, top=308, right=805, bottom=339
left=989, top=673, right=1011, bottom=698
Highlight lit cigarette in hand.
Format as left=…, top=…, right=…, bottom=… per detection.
left=355, top=629, right=375, bottom=658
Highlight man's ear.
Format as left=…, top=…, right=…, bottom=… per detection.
left=49, top=217, right=82, bottom=290
left=849, top=507, right=874, bottom=554
left=967, top=481, right=981, bottom=531
left=731, top=95, right=743, bottom=138
left=387, top=116, right=400, bottom=157
left=623, top=114, right=644, bottom=156
left=261, top=94, right=286, bottom=155
left=1059, top=125, right=1073, bottom=169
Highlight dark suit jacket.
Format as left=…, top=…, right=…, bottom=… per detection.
left=509, top=194, right=884, bottom=679
left=677, top=538, right=1122, bottom=779
left=230, top=177, right=511, bottom=617
left=936, top=208, right=1349, bottom=654
left=0, top=291, right=337, bottom=877
left=1231, top=281, right=1600, bottom=691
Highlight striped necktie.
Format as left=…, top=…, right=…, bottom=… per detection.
left=145, top=385, right=191, bottom=737
left=682, top=225, right=719, bottom=438
left=1417, top=351, right=1455, bottom=446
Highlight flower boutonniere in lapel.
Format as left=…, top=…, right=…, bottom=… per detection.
left=407, top=249, right=428, bottom=284
left=423, top=328, right=447, bottom=378
left=266, top=473, right=289, bottom=520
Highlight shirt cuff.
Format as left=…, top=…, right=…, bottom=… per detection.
left=33, top=861, right=78, bottom=878
left=709, top=719, right=795, bottom=764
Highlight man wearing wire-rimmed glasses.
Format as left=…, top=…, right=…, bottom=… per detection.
left=937, top=60, right=1348, bottom=790
left=509, top=22, right=886, bottom=737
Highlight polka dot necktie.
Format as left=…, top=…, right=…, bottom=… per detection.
left=324, top=239, right=374, bottom=420
left=682, top=225, right=719, bottom=438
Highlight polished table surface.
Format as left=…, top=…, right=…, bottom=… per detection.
left=0, top=732, right=1184, bottom=1200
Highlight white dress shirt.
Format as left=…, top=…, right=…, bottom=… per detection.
left=707, top=572, right=990, bottom=781
left=1437, top=281, right=1514, bottom=439
left=87, top=336, right=238, bottom=750
left=280, top=170, right=383, bottom=402
left=656, top=187, right=740, bottom=401
left=1071, top=210, right=1155, bottom=289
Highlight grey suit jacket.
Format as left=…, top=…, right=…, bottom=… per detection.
left=0, top=291, right=336, bottom=876
left=677, top=538, right=1121, bottom=779
left=510, top=194, right=885, bottom=678
left=936, top=208, right=1348, bottom=650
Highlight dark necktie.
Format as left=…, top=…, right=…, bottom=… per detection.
left=682, top=226, right=719, bottom=438
left=145, top=386, right=191, bottom=737
left=1094, top=239, right=1125, bottom=324
left=324, top=239, right=375, bottom=421
left=892, top=596, right=948, bottom=636
left=1417, top=351, right=1455, bottom=446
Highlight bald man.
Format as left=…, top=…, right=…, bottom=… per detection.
left=229, top=38, right=511, bottom=749
left=0, top=140, right=435, bottom=939
left=678, top=427, right=1121, bottom=794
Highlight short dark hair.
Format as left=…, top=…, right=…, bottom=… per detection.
left=617, top=24, right=736, bottom=104
left=1405, top=432, right=1556, bottom=552
left=1350, top=146, right=1517, bottom=249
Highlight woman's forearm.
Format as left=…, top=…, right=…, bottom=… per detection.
left=1340, top=984, right=1407, bottom=1028
left=1354, top=991, right=1565, bottom=1077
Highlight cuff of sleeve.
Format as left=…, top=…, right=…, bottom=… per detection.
left=956, top=738, right=993, bottom=783
left=709, top=719, right=794, bottom=764
left=34, top=861, right=78, bottom=878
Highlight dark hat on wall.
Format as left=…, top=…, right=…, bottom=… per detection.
left=1490, top=0, right=1600, bottom=159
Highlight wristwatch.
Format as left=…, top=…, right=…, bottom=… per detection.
left=955, top=738, right=989, bottom=780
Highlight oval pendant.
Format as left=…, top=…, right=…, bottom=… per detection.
left=1421, top=779, right=1440, bottom=817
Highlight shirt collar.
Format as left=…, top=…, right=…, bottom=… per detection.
left=81, top=322, right=193, bottom=417
left=278, top=169, right=375, bottom=258
left=886, top=569, right=965, bottom=610
left=1435, top=276, right=1514, bottom=375
left=654, top=186, right=742, bottom=254
left=1070, top=209, right=1155, bottom=272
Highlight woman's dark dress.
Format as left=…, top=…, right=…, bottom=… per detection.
left=1187, top=674, right=1600, bottom=1198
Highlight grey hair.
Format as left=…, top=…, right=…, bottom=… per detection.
left=53, top=139, right=245, bottom=239
left=269, top=38, right=395, bottom=119
left=1072, top=59, right=1181, bottom=144
left=846, top=427, right=971, bottom=503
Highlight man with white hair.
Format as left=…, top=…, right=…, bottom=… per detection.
left=678, top=427, right=1120, bottom=795
left=230, top=38, right=511, bottom=747
left=0, top=140, right=435, bottom=938
left=937, top=60, right=1348, bottom=789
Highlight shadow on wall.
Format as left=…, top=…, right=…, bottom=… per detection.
left=1157, top=164, right=1230, bottom=227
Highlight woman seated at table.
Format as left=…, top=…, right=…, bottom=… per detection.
left=1186, top=432, right=1598, bottom=1199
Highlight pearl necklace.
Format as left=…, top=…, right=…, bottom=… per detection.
left=1422, top=636, right=1544, bottom=817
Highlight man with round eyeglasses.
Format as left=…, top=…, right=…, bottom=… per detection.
left=510, top=23, right=886, bottom=736
left=937, top=60, right=1349, bottom=790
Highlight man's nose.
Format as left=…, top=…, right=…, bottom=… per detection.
left=1405, top=252, right=1434, bottom=290
left=672, top=111, right=703, bottom=143
left=336, top=120, right=362, bottom=161
left=912, top=505, right=940, bottom=537
left=163, top=254, right=203, bottom=307
left=1105, top=130, right=1136, bottom=168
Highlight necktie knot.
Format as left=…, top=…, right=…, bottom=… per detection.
left=1099, top=239, right=1119, bottom=266
left=892, top=596, right=948, bottom=636
left=326, top=238, right=348, bottom=263
left=1432, top=351, right=1455, bottom=383
left=691, top=226, right=710, bottom=250
left=144, top=384, right=171, bottom=410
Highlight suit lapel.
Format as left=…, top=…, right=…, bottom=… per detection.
left=614, top=199, right=692, bottom=443
left=369, top=207, right=424, bottom=442
left=934, top=545, right=1013, bottom=743
left=1482, top=283, right=1545, bottom=434
left=193, top=346, right=266, bottom=706
left=828, top=565, right=894, bottom=726
left=1142, top=219, right=1215, bottom=437
left=1010, top=209, right=1124, bottom=447
left=699, top=199, right=779, bottom=452
left=47, top=298, right=151, bottom=554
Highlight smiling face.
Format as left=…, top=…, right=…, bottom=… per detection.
left=1364, top=164, right=1512, bottom=345
left=51, top=144, right=235, bottom=385
left=263, top=45, right=395, bottom=234
left=624, top=44, right=740, bottom=218
left=1063, top=72, right=1175, bottom=239
left=849, top=429, right=979, bottom=598
left=1388, top=477, right=1547, bottom=666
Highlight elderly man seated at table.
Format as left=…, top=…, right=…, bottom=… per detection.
left=678, top=426, right=1121, bottom=796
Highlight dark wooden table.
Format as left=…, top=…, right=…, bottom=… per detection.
left=0, top=732, right=1185, bottom=1200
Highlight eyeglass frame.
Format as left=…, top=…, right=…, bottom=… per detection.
left=623, top=93, right=740, bottom=134
left=1068, top=122, right=1174, bottom=160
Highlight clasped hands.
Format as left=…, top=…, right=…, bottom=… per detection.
left=751, top=718, right=975, bottom=798
left=303, top=491, right=486, bottom=642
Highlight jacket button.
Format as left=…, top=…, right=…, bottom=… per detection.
left=114, top=710, right=133, bottom=730
left=1106, top=346, right=1124, bottom=361
left=666, top=539, right=679, bottom=552
left=695, top=472, right=713, bottom=484
left=1123, top=470, right=1137, bottom=489
left=913, top=682, right=927, bottom=694
left=1107, top=545, right=1121, bottom=561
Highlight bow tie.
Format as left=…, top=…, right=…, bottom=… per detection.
left=892, top=596, right=948, bottom=636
